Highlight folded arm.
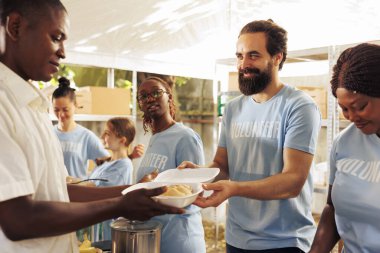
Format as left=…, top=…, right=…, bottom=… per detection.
left=231, top=147, right=313, bottom=199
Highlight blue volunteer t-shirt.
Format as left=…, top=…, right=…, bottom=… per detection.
left=330, top=124, right=380, bottom=253
left=54, top=124, right=109, bottom=179
left=137, top=122, right=206, bottom=253
left=219, top=85, right=320, bottom=251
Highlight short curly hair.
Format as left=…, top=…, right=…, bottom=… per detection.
left=331, top=43, right=380, bottom=98
left=0, top=0, right=66, bottom=26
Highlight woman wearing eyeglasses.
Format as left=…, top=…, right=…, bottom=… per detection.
left=136, top=76, right=206, bottom=253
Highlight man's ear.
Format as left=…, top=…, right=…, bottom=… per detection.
left=5, top=13, right=23, bottom=41
left=273, top=52, right=283, bottom=67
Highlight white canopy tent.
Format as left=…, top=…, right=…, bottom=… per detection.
left=62, top=0, right=380, bottom=79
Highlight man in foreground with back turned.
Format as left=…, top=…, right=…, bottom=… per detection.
left=180, top=19, right=321, bottom=253
left=0, top=1, right=182, bottom=252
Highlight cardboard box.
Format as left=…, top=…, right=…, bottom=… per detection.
left=296, top=86, right=327, bottom=119
left=76, top=86, right=131, bottom=115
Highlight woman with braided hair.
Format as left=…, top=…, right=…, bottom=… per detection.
left=136, top=76, right=206, bottom=253
left=310, top=43, right=380, bottom=253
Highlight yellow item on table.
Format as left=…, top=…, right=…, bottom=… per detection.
left=79, top=233, right=97, bottom=253
left=79, top=247, right=97, bottom=253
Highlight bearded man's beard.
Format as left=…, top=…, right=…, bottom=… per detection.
left=238, top=64, right=272, bottom=96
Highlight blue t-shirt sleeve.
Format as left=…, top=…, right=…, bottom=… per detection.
left=176, top=132, right=205, bottom=166
left=329, top=137, right=339, bottom=185
left=219, top=97, right=234, bottom=149
left=101, top=169, right=129, bottom=186
left=92, top=159, right=133, bottom=186
left=86, top=131, right=109, bottom=161
left=218, top=113, right=227, bottom=148
left=123, top=159, right=133, bottom=185
left=284, top=102, right=321, bottom=154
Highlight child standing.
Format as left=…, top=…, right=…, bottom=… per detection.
left=90, top=117, right=136, bottom=241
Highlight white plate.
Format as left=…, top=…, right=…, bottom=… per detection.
left=153, top=168, right=220, bottom=183
left=121, top=182, right=203, bottom=208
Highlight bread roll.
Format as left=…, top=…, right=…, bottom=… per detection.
left=160, top=184, right=192, bottom=197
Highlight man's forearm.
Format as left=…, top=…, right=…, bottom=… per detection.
left=231, top=171, right=306, bottom=200
left=68, top=184, right=127, bottom=202
left=0, top=196, right=122, bottom=241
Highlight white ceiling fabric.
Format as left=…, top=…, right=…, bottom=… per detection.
left=62, top=0, right=380, bottom=79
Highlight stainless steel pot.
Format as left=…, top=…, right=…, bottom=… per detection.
left=111, top=218, right=162, bottom=253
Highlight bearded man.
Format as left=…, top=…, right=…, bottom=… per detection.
left=180, top=19, right=321, bottom=253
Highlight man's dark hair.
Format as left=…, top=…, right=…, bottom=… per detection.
left=0, top=1, right=2, bottom=21
left=0, top=0, right=66, bottom=25
left=331, top=43, right=380, bottom=98
left=239, top=19, right=288, bottom=70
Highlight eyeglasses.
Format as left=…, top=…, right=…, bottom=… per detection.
left=137, top=89, right=168, bottom=102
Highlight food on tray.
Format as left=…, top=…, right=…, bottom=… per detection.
left=160, top=184, right=192, bottom=197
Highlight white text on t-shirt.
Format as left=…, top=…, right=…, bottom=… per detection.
left=337, top=158, right=380, bottom=183
left=231, top=121, right=279, bottom=139
left=140, top=153, right=168, bottom=170
left=60, top=141, right=82, bottom=154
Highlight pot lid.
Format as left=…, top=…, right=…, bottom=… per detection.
left=111, top=218, right=162, bottom=232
